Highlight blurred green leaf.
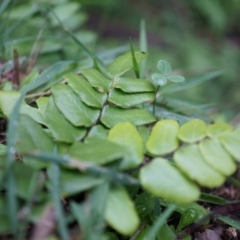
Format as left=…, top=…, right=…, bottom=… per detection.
left=167, top=75, right=185, bottom=83
left=114, top=77, right=155, bottom=93
left=68, top=137, right=126, bottom=165
left=108, top=89, right=154, bottom=108
left=157, top=224, right=176, bottom=240
left=199, top=138, right=236, bottom=176
left=105, top=185, right=140, bottom=235
left=52, top=84, right=100, bottom=127
left=178, top=119, right=207, bottom=143
left=108, top=122, right=144, bottom=169
left=88, top=125, right=109, bottom=139
left=135, top=192, right=155, bottom=217
left=81, top=68, right=112, bottom=92
left=146, top=120, right=179, bottom=156
left=206, top=122, right=233, bottom=138
left=176, top=208, right=198, bottom=231
left=107, top=51, right=147, bottom=77
left=65, top=73, right=107, bottom=108
left=101, top=106, right=156, bottom=128
left=157, top=60, right=171, bottom=75
left=151, top=73, right=167, bottom=86
left=140, top=158, right=200, bottom=203
left=61, top=169, right=104, bottom=197
left=174, top=144, right=225, bottom=187
left=221, top=130, right=240, bottom=161
left=15, top=114, right=54, bottom=168
left=45, top=96, right=86, bottom=143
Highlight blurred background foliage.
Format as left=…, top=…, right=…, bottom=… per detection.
left=1, top=0, right=240, bottom=121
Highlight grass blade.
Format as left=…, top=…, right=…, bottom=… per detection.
left=130, top=39, right=140, bottom=78
left=161, top=71, right=223, bottom=94
left=48, top=6, right=106, bottom=73
left=199, top=193, right=226, bottom=205
left=216, top=215, right=240, bottom=230
left=145, top=203, right=176, bottom=239
left=139, top=19, right=148, bottom=78
left=24, top=151, right=140, bottom=186
left=48, top=162, right=69, bottom=240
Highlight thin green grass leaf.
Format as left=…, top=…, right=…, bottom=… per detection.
left=199, top=193, right=226, bottom=205
left=145, top=204, right=176, bottom=240
left=216, top=215, right=240, bottom=230
left=228, top=176, right=240, bottom=188
left=49, top=6, right=106, bottom=73
left=130, top=39, right=140, bottom=78
left=161, top=71, right=223, bottom=94
left=24, top=151, right=140, bottom=186
left=139, top=19, right=147, bottom=78
left=48, top=162, right=69, bottom=240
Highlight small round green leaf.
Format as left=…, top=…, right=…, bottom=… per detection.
left=178, top=119, right=207, bottom=143
left=167, top=75, right=185, bottom=83
left=151, top=73, right=167, bottom=86
left=199, top=138, right=236, bottom=176
left=105, top=185, right=140, bottom=235
left=206, top=122, right=233, bottom=138
left=146, top=120, right=179, bottom=156
left=108, top=122, right=144, bottom=169
left=174, top=144, right=225, bottom=188
left=140, top=158, right=200, bottom=204
left=157, top=60, right=172, bottom=75
left=221, top=130, right=240, bottom=161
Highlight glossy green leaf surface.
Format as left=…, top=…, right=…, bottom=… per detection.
left=199, top=138, right=236, bottom=176
left=105, top=185, right=140, bottom=235
left=178, top=119, right=207, bottom=143
left=108, top=122, right=144, bottom=169
left=221, top=130, right=240, bottom=161
left=107, top=51, right=147, bottom=77
left=68, top=137, right=126, bottom=165
left=101, top=106, right=156, bottom=128
left=206, top=122, right=233, bottom=138
left=174, top=144, right=225, bottom=187
left=146, top=120, right=179, bottom=156
left=173, top=202, right=209, bottom=224
left=45, top=96, right=86, bottom=143
left=61, top=169, right=104, bottom=197
left=15, top=114, right=54, bottom=168
left=114, top=77, right=155, bottom=93
left=65, top=73, right=107, bottom=108
left=81, top=68, right=112, bottom=92
left=151, top=73, right=167, bottom=86
left=108, top=89, right=155, bottom=108
left=157, top=60, right=171, bottom=75
left=140, top=158, right=200, bottom=203
left=52, top=84, right=100, bottom=127
left=167, top=75, right=185, bottom=83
